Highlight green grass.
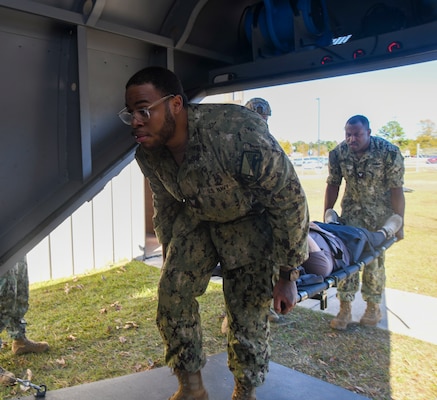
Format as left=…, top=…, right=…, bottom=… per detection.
left=0, top=169, right=436, bottom=399
left=385, top=171, right=437, bottom=296
left=269, top=307, right=437, bottom=400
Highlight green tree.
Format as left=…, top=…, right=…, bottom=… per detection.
left=415, top=119, right=437, bottom=154
left=418, top=119, right=437, bottom=137
left=278, top=139, right=293, bottom=156
left=324, top=140, right=338, bottom=153
left=377, top=120, right=407, bottom=146
left=292, top=141, right=309, bottom=156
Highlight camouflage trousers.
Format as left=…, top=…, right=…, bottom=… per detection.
left=337, top=214, right=387, bottom=304
left=336, top=255, right=386, bottom=303
left=0, top=259, right=29, bottom=341
left=157, top=210, right=275, bottom=387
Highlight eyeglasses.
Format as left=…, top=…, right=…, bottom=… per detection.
left=118, top=94, right=174, bottom=125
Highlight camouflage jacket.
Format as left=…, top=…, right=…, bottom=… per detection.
left=135, top=103, right=309, bottom=268
left=326, top=136, right=404, bottom=230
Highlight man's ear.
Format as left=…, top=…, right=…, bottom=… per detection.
left=171, top=94, right=184, bottom=113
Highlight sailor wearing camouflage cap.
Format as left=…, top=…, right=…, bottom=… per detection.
left=244, top=97, right=271, bottom=121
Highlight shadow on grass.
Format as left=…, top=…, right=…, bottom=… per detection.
left=269, top=308, right=392, bottom=399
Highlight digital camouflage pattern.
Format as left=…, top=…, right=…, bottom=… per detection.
left=136, top=103, right=309, bottom=386
left=244, top=98, right=271, bottom=117
left=327, top=136, right=404, bottom=303
left=0, top=258, right=29, bottom=342
left=156, top=213, right=275, bottom=385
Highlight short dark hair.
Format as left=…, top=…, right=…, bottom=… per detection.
left=346, top=115, right=370, bottom=129
left=126, top=66, right=188, bottom=106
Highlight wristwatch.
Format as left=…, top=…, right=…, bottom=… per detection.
left=279, top=267, right=299, bottom=281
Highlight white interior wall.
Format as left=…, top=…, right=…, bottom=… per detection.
left=27, top=161, right=145, bottom=284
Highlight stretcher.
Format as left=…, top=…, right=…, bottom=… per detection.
left=296, top=236, right=397, bottom=310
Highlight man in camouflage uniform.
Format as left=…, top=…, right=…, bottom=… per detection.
left=244, top=97, right=271, bottom=122
left=119, top=66, right=309, bottom=400
left=324, top=114, right=405, bottom=330
left=0, top=258, right=49, bottom=385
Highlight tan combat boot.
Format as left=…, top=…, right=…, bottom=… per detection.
left=12, top=337, right=49, bottom=355
left=0, top=367, right=15, bottom=386
left=330, top=301, right=352, bottom=330
left=360, top=302, right=382, bottom=326
left=221, top=315, right=229, bottom=334
left=169, top=369, right=209, bottom=400
left=232, top=379, right=256, bottom=400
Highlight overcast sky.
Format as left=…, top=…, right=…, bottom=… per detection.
left=205, top=59, right=437, bottom=144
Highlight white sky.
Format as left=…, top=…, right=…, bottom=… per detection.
left=205, top=59, right=437, bottom=144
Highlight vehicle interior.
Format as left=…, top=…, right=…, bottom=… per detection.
left=1, top=0, right=437, bottom=274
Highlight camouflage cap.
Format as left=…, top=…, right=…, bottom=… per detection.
left=244, top=97, right=271, bottom=117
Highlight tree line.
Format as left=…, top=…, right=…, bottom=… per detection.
left=278, top=119, right=437, bottom=158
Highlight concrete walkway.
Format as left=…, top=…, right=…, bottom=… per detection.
left=298, top=286, right=437, bottom=345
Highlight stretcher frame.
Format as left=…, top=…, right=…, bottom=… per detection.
left=296, top=237, right=397, bottom=310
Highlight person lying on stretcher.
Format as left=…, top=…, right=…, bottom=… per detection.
left=301, top=209, right=403, bottom=280
left=220, top=210, right=403, bottom=329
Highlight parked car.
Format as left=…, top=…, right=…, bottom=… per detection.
left=302, top=157, right=323, bottom=169
left=319, top=156, right=329, bottom=166
left=426, top=156, right=437, bottom=164
left=290, top=157, right=303, bottom=167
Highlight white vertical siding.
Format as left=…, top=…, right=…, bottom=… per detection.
left=71, top=201, right=94, bottom=276
left=112, top=167, right=135, bottom=262
left=92, top=182, right=115, bottom=268
left=27, top=237, right=51, bottom=283
left=49, top=217, right=74, bottom=280
left=130, top=162, right=146, bottom=257
left=26, top=161, right=146, bottom=283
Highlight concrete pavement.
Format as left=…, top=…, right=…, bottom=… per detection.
left=19, top=352, right=369, bottom=400
left=298, top=286, right=437, bottom=345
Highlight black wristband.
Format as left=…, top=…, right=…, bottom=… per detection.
left=279, top=267, right=298, bottom=281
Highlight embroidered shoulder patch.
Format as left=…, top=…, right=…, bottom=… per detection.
left=240, top=151, right=262, bottom=180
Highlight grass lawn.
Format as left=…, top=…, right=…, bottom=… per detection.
left=0, top=168, right=436, bottom=399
